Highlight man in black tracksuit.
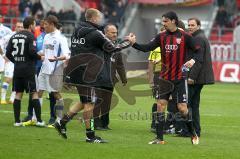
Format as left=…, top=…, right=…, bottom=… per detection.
left=94, top=24, right=127, bottom=130
left=187, top=18, right=214, bottom=137
left=54, top=8, right=130, bottom=143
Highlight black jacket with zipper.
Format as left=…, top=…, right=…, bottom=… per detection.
left=66, top=21, right=129, bottom=88
left=188, top=29, right=214, bottom=85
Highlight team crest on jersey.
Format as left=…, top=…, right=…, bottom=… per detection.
left=176, top=38, right=181, bottom=44
left=53, top=40, right=57, bottom=44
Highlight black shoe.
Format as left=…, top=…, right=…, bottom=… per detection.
left=150, top=127, right=156, bottom=133
left=103, top=126, right=112, bottom=130
left=22, top=115, right=32, bottom=122
left=95, top=126, right=108, bottom=131
left=165, top=127, right=176, bottom=135
left=53, top=120, right=67, bottom=139
left=95, top=126, right=104, bottom=130
left=48, top=117, right=56, bottom=125
left=151, top=123, right=155, bottom=129
left=86, top=136, right=108, bottom=143
left=95, top=126, right=111, bottom=131
left=95, top=126, right=112, bottom=131
left=176, top=131, right=191, bottom=137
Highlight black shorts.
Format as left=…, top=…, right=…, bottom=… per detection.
left=13, top=75, right=37, bottom=93
left=76, top=85, right=97, bottom=104
left=153, top=79, right=188, bottom=103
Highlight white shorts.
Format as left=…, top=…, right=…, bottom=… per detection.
left=4, top=61, right=14, bottom=78
left=38, top=72, right=63, bottom=92
left=0, top=55, right=5, bottom=72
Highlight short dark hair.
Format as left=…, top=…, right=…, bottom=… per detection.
left=44, top=15, right=58, bottom=27
left=177, top=20, right=186, bottom=30
left=56, top=22, right=63, bottom=30
left=23, top=17, right=35, bottom=29
left=162, top=11, right=179, bottom=26
left=188, top=17, right=201, bottom=26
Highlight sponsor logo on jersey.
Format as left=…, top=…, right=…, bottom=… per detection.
left=72, top=37, right=85, bottom=45
left=165, top=44, right=178, bottom=52
left=45, top=44, right=54, bottom=50
left=176, top=38, right=181, bottom=44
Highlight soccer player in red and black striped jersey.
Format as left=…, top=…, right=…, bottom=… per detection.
left=126, top=11, right=202, bottom=145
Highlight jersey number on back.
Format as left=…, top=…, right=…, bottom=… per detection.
left=12, top=39, right=25, bottom=56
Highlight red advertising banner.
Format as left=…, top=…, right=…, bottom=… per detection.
left=129, top=0, right=213, bottom=6
left=181, top=0, right=213, bottom=6
left=129, top=0, right=175, bottom=5
left=212, top=61, right=240, bottom=83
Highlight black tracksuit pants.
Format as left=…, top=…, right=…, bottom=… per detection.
left=188, top=84, right=203, bottom=137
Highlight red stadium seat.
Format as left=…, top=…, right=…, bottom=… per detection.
left=221, top=32, right=233, bottom=42
left=12, top=17, right=18, bottom=24
left=12, top=25, right=15, bottom=31
left=1, top=6, right=9, bottom=15
left=86, top=2, right=97, bottom=9
left=3, top=16, right=11, bottom=26
left=0, top=16, right=5, bottom=23
left=237, top=0, right=240, bottom=9
left=210, top=34, right=218, bottom=42
left=10, top=0, right=19, bottom=5
left=1, top=0, right=10, bottom=5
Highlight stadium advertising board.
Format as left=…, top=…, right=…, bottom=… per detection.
left=212, top=62, right=240, bottom=83
left=129, top=0, right=213, bottom=6
left=210, top=43, right=240, bottom=61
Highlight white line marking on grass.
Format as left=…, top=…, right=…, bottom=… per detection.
left=1, top=110, right=239, bottom=128
left=0, top=110, right=49, bottom=116
left=202, top=114, right=223, bottom=117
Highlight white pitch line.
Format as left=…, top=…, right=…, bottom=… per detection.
left=0, top=110, right=237, bottom=118
left=0, top=110, right=239, bottom=128
left=0, top=110, right=49, bottom=116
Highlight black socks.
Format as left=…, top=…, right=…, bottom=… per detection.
left=155, top=112, right=165, bottom=141
left=13, top=99, right=21, bottom=123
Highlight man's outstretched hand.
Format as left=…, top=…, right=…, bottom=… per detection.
left=125, top=33, right=136, bottom=45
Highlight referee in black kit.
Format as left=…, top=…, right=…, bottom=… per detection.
left=126, top=11, right=202, bottom=145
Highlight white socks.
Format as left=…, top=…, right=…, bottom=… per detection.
left=9, top=91, right=16, bottom=103
left=1, top=82, right=9, bottom=101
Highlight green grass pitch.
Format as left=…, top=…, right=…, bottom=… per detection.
left=0, top=81, right=239, bottom=159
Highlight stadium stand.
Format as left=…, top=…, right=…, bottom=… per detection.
left=0, top=0, right=19, bottom=16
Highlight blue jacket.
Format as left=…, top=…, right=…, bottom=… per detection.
left=36, top=32, right=46, bottom=70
